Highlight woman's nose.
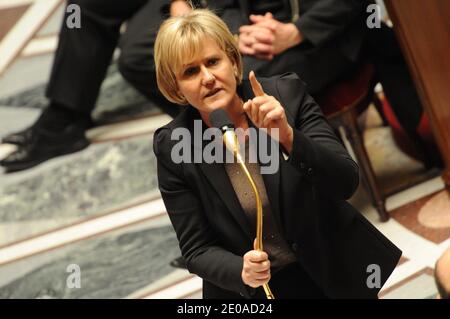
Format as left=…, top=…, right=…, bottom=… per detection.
left=200, top=66, right=215, bottom=85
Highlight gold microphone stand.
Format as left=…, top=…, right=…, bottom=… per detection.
left=223, top=130, right=275, bottom=299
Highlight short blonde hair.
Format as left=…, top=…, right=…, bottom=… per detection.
left=154, top=9, right=243, bottom=105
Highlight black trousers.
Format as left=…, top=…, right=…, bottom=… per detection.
left=45, top=0, right=180, bottom=118
left=363, top=23, right=423, bottom=136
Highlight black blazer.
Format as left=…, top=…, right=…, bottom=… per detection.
left=153, top=73, right=401, bottom=299
left=183, top=0, right=370, bottom=61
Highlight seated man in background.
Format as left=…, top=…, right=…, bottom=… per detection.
left=0, top=0, right=179, bottom=173
left=435, top=247, right=450, bottom=299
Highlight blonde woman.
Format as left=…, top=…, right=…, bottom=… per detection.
left=153, top=9, right=401, bottom=299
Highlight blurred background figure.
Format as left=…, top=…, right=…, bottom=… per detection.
left=435, top=247, right=450, bottom=299
left=0, top=0, right=179, bottom=173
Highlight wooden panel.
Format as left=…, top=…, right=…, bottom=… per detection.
left=384, top=0, right=450, bottom=190
left=0, top=0, right=63, bottom=76
left=0, top=5, right=31, bottom=42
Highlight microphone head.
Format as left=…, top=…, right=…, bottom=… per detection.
left=208, top=109, right=239, bottom=154
left=208, top=109, right=234, bottom=132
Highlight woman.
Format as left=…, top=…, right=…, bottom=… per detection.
left=153, top=9, right=401, bottom=299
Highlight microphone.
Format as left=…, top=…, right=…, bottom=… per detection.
left=208, top=108, right=234, bottom=131
left=208, top=109, right=240, bottom=158
left=208, top=108, right=275, bottom=299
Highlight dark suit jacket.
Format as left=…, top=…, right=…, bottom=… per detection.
left=185, top=0, right=372, bottom=94
left=211, top=0, right=370, bottom=54
left=153, top=73, right=401, bottom=299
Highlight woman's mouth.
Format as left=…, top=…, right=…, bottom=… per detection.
left=205, top=88, right=221, bottom=98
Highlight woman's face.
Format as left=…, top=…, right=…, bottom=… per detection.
left=175, top=38, right=239, bottom=116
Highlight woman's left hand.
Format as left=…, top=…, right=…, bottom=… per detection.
left=243, top=71, right=293, bottom=154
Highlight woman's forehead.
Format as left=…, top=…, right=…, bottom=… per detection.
left=177, top=37, right=223, bottom=66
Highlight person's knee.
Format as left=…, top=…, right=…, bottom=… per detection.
left=117, top=52, right=140, bottom=83
left=435, top=248, right=450, bottom=299
left=118, top=47, right=155, bottom=82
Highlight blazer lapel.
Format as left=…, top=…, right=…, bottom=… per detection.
left=188, top=108, right=253, bottom=240
left=198, top=161, right=254, bottom=239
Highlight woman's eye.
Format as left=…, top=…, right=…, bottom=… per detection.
left=208, top=58, right=219, bottom=66
left=184, top=67, right=198, bottom=76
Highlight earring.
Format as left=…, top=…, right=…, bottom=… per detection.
left=178, top=94, right=187, bottom=104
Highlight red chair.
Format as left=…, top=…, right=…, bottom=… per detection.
left=316, top=62, right=441, bottom=222
left=316, top=63, right=389, bottom=221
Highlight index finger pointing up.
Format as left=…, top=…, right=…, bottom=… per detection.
left=249, top=70, right=265, bottom=97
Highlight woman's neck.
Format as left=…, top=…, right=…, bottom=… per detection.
left=229, top=98, right=248, bottom=130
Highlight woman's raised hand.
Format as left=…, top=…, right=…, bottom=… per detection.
left=243, top=71, right=293, bottom=154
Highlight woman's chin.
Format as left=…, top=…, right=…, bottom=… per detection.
left=206, top=100, right=228, bottom=112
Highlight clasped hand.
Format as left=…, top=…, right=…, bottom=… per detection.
left=239, top=13, right=302, bottom=60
